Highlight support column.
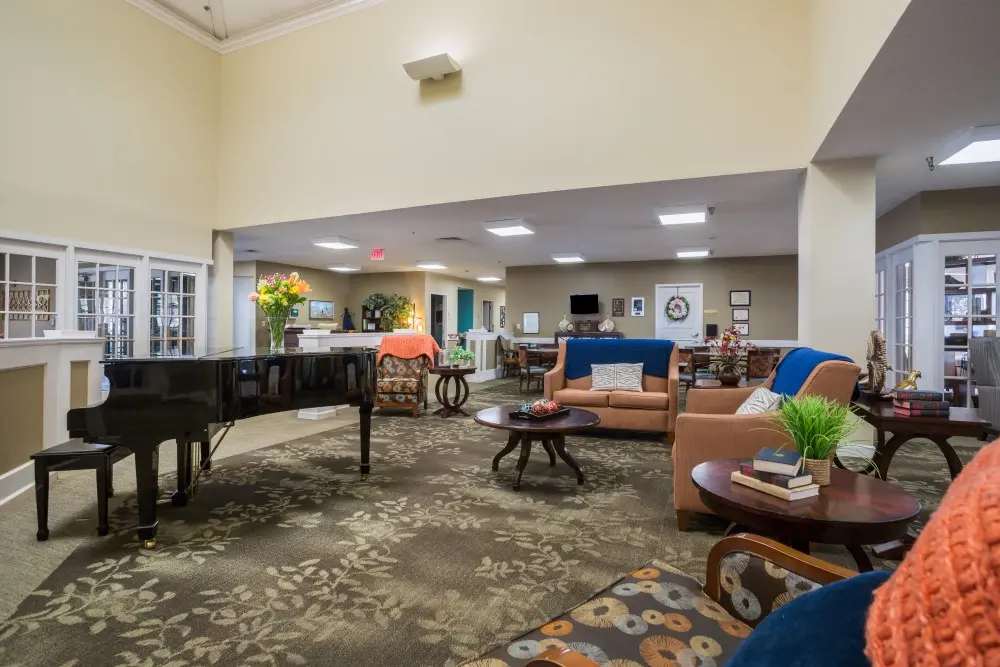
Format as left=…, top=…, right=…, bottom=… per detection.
left=208, top=231, right=234, bottom=352
left=797, top=159, right=876, bottom=363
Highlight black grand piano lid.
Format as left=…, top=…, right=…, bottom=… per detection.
left=99, top=346, right=377, bottom=363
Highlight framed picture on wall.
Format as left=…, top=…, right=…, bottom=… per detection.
left=499, top=305, right=506, bottom=328
left=732, top=308, right=749, bottom=322
left=522, top=312, right=540, bottom=334
left=309, top=300, right=335, bottom=320
left=630, top=297, right=645, bottom=317
left=612, top=298, right=625, bottom=317
left=729, top=290, right=751, bottom=307
left=732, top=322, right=749, bottom=336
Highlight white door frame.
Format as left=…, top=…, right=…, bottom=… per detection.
left=654, top=283, right=704, bottom=342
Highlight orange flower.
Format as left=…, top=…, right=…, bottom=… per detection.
left=297, top=280, right=311, bottom=293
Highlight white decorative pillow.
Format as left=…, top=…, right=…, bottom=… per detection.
left=735, top=387, right=782, bottom=415
left=614, top=363, right=644, bottom=392
left=591, top=364, right=616, bottom=391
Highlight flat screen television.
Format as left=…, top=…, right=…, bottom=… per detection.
left=570, top=293, right=599, bottom=315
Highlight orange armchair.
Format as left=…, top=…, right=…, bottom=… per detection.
left=673, top=358, right=861, bottom=530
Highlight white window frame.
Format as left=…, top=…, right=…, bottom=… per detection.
left=0, top=240, right=65, bottom=340
left=149, top=260, right=206, bottom=357
left=75, top=251, right=143, bottom=359
left=874, top=261, right=887, bottom=338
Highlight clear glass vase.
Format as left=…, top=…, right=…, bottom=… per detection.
left=266, top=310, right=290, bottom=352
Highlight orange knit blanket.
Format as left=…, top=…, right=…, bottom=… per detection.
left=866, top=437, right=1000, bottom=666
left=377, top=334, right=441, bottom=366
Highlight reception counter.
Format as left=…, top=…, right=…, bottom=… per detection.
left=297, top=330, right=387, bottom=350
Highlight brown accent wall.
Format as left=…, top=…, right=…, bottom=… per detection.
left=0, top=365, right=44, bottom=476
left=506, top=256, right=798, bottom=340
left=69, top=361, right=90, bottom=408
left=347, top=272, right=427, bottom=330
left=876, top=194, right=922, bottom=252
left=876, top=187, right=1000, bottom=252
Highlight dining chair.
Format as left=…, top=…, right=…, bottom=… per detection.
left=518, top=346, right=546, bottom=393
left=496, top=336, right=520, bottom=378
left=684, top=346, right=715, bottom=391
left=746, top=347, right=781, bottom=385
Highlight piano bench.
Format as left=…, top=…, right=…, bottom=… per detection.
left=30, top=440, right=132, bottom=542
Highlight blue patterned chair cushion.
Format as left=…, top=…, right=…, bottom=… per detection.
left=469, top=559, right=751, bottom=666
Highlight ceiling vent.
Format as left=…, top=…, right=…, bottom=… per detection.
left=435, top=236, right=468, bottom=242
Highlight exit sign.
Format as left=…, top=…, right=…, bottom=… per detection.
left=370, top=248, right=384, bottom=261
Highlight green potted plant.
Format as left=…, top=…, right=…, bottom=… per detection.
left=768, top=395, right=853, bottom=486
left=449, top=346, right=476, bottom=368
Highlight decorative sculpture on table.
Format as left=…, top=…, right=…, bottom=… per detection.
left=894, top=370, right=922, bottom=391
left=598, top=314, right=615, bottom=332
left=859, top=329, right=891, bottom=393
left=558, top=314, right=571, bottom=332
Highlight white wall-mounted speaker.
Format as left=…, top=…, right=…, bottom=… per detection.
left=402, top=53, right=461, bottom=81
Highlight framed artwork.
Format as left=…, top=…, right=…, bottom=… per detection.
left=499, top=305, right=506, bottom=328
left=612, top=297, right=626, bottom=317
left=631, top=297, right=645, bottom=317
left=732, top=308, right=749, bottom=322
left=309, top=300, right=335, bottom=320
left=732, top=322, right=750, bottom=336
left=522, top=312, right=540, bottom=334
left=578, top=321, right=592, bottom=332
left=729, top=290, right=751, bottom=307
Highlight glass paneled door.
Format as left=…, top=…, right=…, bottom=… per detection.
left=944, top=254, right=997, bottom=406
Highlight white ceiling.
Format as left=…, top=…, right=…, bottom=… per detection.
left=816, top=0, right=1000, bottom=215
left=231, top=170, right=802, bottom=283
left=132, top=0, right=386, bottom=52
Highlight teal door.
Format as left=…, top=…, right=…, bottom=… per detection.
left=457, top=288, right=474, bottom=348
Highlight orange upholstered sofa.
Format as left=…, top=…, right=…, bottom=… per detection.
left=544, top=340, right=680, bottom=442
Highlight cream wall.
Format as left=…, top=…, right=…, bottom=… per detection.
left=0, top=0, right=221, bottom=258
left=506, top=257, right=797, bottom=340
left=217, top=0, right=809, bottom=228
left=347, top=272, right=428, bottom=330
left=807, top=0, right=910, bottom=155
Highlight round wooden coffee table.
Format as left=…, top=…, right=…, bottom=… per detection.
left=691, top=458, right=920, bottom=571
left=474, top=406, right=600, bottom=490
left=428, top=366, right=477, bottom=418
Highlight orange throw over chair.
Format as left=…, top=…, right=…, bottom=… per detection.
left=672, top=356, right=860, bottom=529
left=376, top=334, right=440, bottom=417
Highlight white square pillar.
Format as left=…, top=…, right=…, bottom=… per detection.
left=209, top=231, right=234, bottom=351
left=797, top=159, right=876, bottom=364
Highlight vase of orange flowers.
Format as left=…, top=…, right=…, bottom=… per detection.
left=249, top=272, right=311, bottom=352
left=705, top=325, right=756, bottom=386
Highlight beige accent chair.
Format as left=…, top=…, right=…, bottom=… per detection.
left=544, top=340, right=680, bottom=442
left=673, top=358, right=861, bottom=530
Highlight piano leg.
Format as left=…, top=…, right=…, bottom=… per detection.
left=134, top=446, right=160, bottom=547
left=172, top=440, right=191, bottom=507
left=360, top=400, right=373, bottom=479
left=200, top=441, right=212, bottom=473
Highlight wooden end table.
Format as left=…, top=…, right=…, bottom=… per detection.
left=847, top=395, right=991, bottom=480
left=691, top=458, right=920, bottom=571
left=474, top=406, right=599, bottom=490
left=428, top=366, right=477, bottom=418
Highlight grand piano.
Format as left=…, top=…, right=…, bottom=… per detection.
left=67, top=346, right=376, bottom=547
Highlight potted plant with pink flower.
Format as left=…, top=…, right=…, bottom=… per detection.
left=249, top=272, right=311, bottom=351
left=704, top=325, right=756, bottom=386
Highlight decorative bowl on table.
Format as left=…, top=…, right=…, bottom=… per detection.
left=510, top=399, right=569, bottom=420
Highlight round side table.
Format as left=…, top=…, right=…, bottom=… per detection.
left=428, top=366, right=477, bottom=418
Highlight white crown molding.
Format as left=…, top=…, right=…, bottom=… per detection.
left=126, top=0, right=390, bottom=55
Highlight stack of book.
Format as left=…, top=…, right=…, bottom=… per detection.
left=892, top=389, right=949, bottom=417
left=731, top=448, right=820, bottom=501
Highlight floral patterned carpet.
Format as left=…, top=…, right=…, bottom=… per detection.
left=0, top=381, right=981, bottom=666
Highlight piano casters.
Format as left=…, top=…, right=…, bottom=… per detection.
left=359, top=399, right=373, bottom=480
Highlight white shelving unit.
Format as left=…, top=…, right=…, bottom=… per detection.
left=877, top=232, right=1000, bottom=408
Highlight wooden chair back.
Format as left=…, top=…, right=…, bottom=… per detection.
left=746, top=347, right=781, bottom=381
left=518, top=346, right=528, bottom=369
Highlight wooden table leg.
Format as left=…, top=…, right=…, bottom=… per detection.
left=433, top=376, right=446, bottom=415
left=541, top=439, right=556, bottom=466
left=513, top=434, right=532, bottom=490
left=493, top=431, right=519, bottom=471
left=847, top=544, right=874, bottom=572
left=451, top=376, right=471, bottom=417
left=929, top=436, right=964, bottom=480
left=435, top=376, right=455, bottom=417
left=874, top=433, right=908, bottom=480
left=553, top=434, right=585, bottom=485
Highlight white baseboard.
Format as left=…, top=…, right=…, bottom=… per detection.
left=0, top=462, right=35, bottom=506
left=297, top=405, right=347, bottom=420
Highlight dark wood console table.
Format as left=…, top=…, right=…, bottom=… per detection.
left=554, top=331, right=624, bottom=341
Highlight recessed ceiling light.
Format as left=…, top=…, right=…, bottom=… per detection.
left=478, top=276, right=502, bottom=282
left=658, top=205, right=709, bottom=226
left=677, top=248, right=711, bottom=259
left=939, top=125, right=1000, bottom=165
left=552, top=253, right=585, bottom=264
left=484, top=219, right=535, bottom=236
left=313, top=236, right=360, bottom=250
left=329, top=265, right=361, bottom=272
left=416, top=261, right=447, bottom=270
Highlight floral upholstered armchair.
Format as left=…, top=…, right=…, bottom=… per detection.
left=465, top=534, right=854, bottom=667
left=376, top=354, right=430, bottom=417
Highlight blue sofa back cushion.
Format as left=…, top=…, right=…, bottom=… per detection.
left=771, top=347, right=859, bottom=399
left=564, top=339, right=674, bottom=380
left=727, top=570, right=889, bottom=667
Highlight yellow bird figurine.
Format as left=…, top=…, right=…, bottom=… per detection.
left=894, top=370, right=922, bottom=391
